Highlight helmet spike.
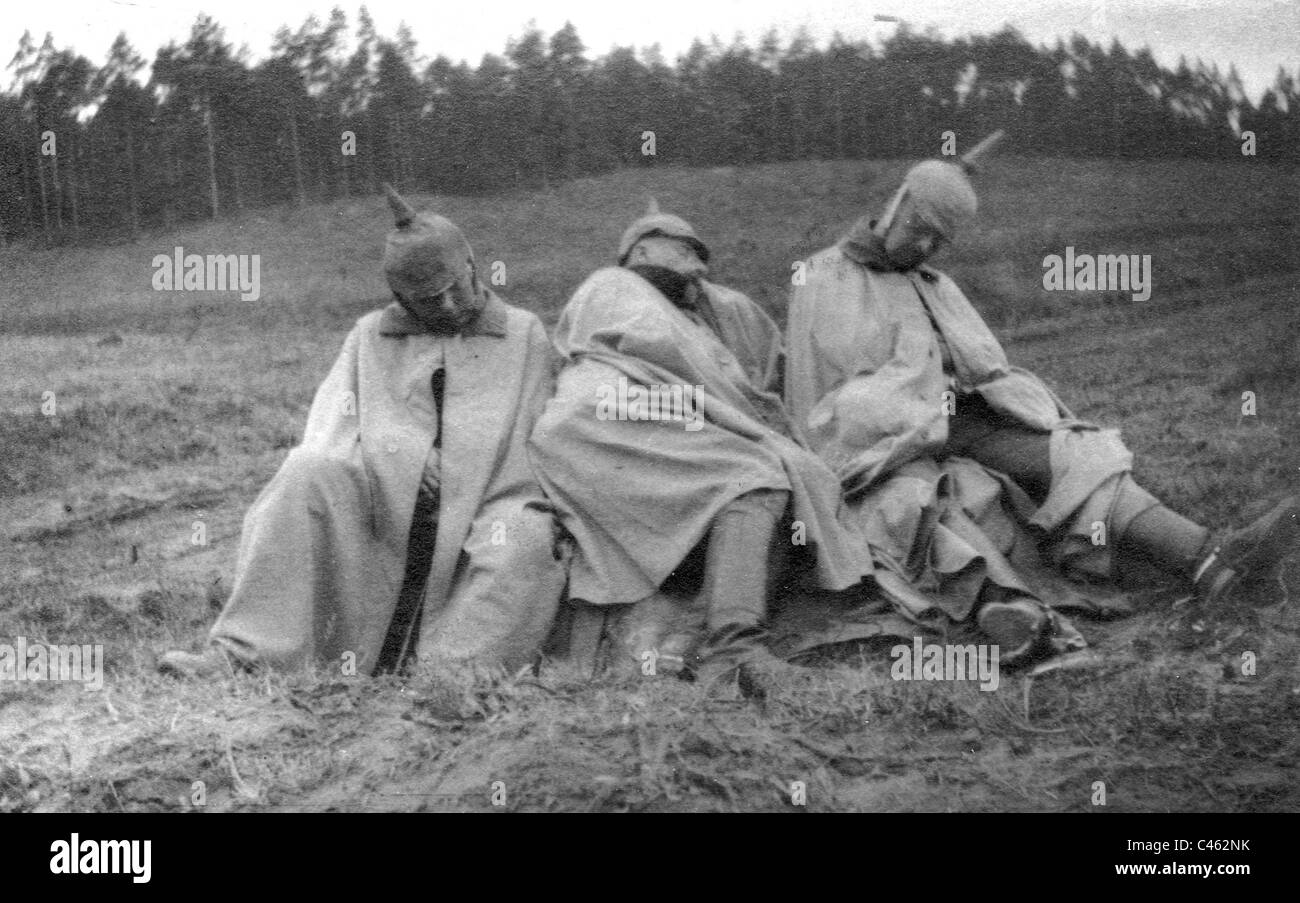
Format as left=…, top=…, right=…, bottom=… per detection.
left=383, top=182, right=417, bottom=229
left=958, top=129, right=1006, bottom=175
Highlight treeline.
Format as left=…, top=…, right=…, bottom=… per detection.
left=2, top=7, right=1297, bottom=246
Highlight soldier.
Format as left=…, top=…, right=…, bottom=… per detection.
left=785, top=157, right=1298, bottom=662
left=528, top=201, right=870, bottom=695
left=161, top=186, right=567, bottom=678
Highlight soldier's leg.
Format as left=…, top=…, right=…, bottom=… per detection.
left=1112, top=480, right=1299, bottom=603
left=945, top=393, right=1052, bottom=504
left=948, top=396, right=1298, bottom=604
left=943, top=399, right=1064, bottom=657
left=162, top=449, right=376, bottom=678
left=692, top=488, right=795, bottom=697
left=415, top=498, right=567, bottom=673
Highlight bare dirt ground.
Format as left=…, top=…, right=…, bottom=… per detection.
left=2, top=158, right=1298, bottom=812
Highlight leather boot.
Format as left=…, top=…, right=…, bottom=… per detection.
left=690, top=489, right=794, bottom=699
left=1195, top=496, right=1300, bottom=606
left=1113, top=493, right=1235, bottom=605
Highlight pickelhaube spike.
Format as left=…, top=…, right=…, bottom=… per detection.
left=957, top=129, right=1006, bottom=175
left=383, top=182, right=417, bottom=229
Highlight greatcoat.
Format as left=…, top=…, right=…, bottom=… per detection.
left=212, top=292, right=568, bottom=673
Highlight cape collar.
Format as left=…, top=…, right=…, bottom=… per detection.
left=839, top=218, right=939, bottom=282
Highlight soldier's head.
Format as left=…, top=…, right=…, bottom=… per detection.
left=382, top=184, right=485, bottom=333
left=618, top=199, right=710, bottom=280
left=879, top=160, right=977, bottom=269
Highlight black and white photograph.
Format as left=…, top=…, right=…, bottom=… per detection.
left=0, top=0, right=1297, bottom=842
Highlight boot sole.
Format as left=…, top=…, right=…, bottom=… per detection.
left=977, top=600, right=1048, bottom=662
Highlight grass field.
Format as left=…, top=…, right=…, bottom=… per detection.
left=1, top=157, right=1299, bottom=812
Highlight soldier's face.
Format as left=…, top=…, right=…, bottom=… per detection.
left=630, top=236, right=708, bottom=280
left=883, top=194, right=949, bottom=268
left=397, top=262, right=483, bottom=333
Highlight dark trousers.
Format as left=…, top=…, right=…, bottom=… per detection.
left=943, top=392, right=1052, bottom=506
left=944, top=392, right=1209, bottom=577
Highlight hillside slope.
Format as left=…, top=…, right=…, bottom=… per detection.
left=1, top=158, right=1298, bottom=812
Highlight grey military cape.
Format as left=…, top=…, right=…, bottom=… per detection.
left=212, top=292, right=567, bottom=673
left=786, top=244, right=1136, bottom=629
left=528, top=266, right=870, bottom=609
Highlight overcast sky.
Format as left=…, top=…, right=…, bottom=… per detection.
left=5, top=0, right=1298, bottom=100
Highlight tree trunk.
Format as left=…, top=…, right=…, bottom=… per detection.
left=288, top=109, right=306, bottom=206
left=69, top=133, right=81, bottom=243
left=21, top=147, right=36, bottom=234
left=366, top=110, right=378, bottom=193
left=396, top=115, right=410, bottom=187
left=50, top=141, right=63, bottom=233
left=204, top=94, right=220, bottom=219
left=163, top=144, right=177, bottom=230
left=232, top=160, right=244, bottom=212
left=388, top=114, right=401, bottom=188
left=125, top=129, right=140, bottom=240
left=35, top=148, right=51, bottom=243
left=833, top=84, right=845, bottom=158
left=792, top=92, right=804, bottom=159
left=314, top=121, right=326, bottom=201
